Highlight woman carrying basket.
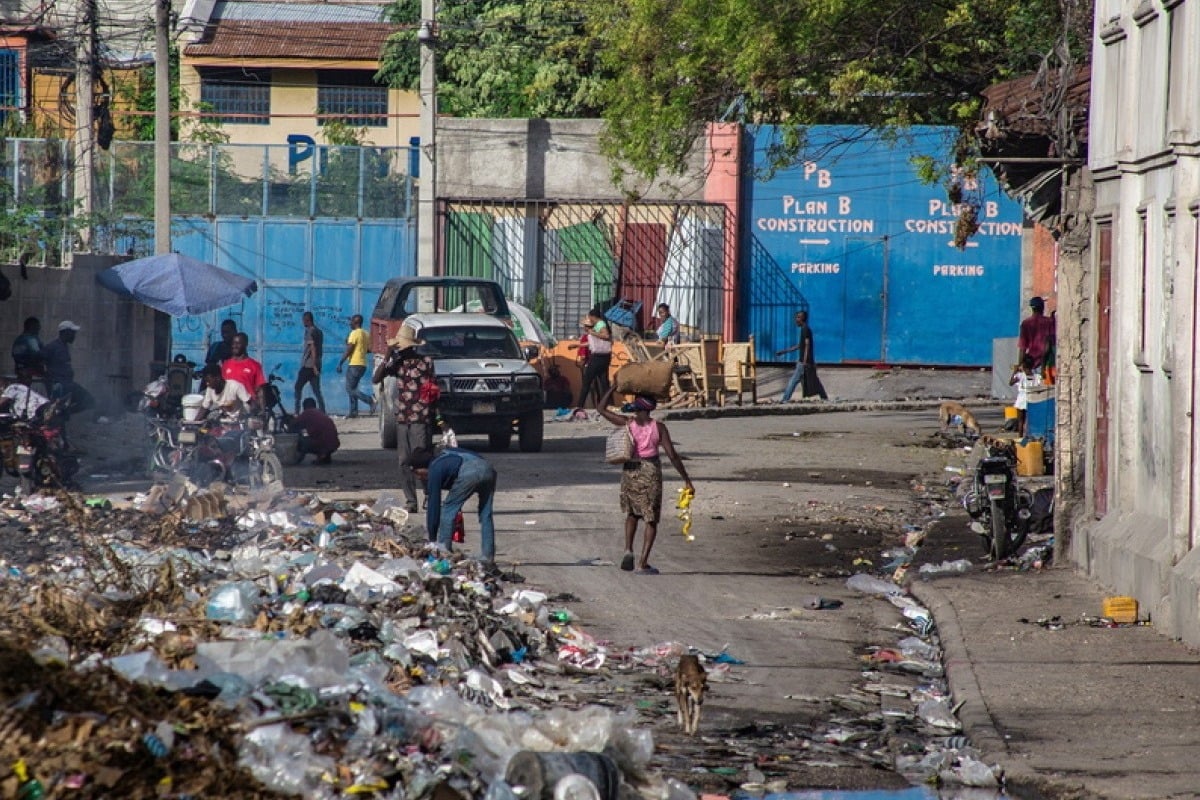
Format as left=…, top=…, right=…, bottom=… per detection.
left=597, top=385, right=694, bottom=574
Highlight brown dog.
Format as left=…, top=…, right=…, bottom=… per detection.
left=938, top=401, right=981, bottom=438
left=675, top=654, right=707, bottom=735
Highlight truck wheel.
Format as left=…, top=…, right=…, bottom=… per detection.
left=379, top=377, right=397, bottom=449
left=518, top=410, right=544, bottom=453
left=488, top=432, right=512, bottom=451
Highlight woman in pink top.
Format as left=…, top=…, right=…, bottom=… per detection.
left=598, top=385, right=694, bottom=574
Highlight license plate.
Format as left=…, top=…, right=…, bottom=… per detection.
left=983, top=474, right=1006, bottom=485
left=987, top=487, right=1006, bottom=499
left=179, top=430, right=197, bottom=444
left=472, top=402, right=495, bottom=414
left=16, top=446, right=31, bottom=456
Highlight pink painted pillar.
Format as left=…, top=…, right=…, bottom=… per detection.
left=704, top=123, right=742, bottom=342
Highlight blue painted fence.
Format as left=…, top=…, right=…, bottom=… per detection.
left=741, top=125, right=1025, bottom=366
left=169, top=216, right=416, bottom=414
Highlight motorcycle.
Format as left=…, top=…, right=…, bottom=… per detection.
left=261, top=365, right=294, bottom=434
left=175, top=411, right=283, bottom=491
left=962, top=440, right=1035, bottom=561
left=9, top=399, right=78, bottom=492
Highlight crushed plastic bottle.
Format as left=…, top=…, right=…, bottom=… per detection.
left=918, top=558, right=974, bottom=577
left=846, top=573, right=905, bottom=596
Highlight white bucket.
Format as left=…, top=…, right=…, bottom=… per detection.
left=181, top=394, right=205, bottom=422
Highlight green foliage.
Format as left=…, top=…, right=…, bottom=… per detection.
left=379, top=0, right=606, bottom=117
left=584, top=0, right=1093, bottom=180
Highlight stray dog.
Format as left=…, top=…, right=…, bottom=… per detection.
left=675, top=654, right=707, bottom=735
left=938, top=401, right=981, bottom=439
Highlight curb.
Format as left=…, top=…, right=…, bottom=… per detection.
left=663, top=398, right=991, bottom=421
left=910, top=580, right=1090, bottom=800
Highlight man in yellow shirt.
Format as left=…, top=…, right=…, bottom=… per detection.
left=335, top=314, right=377, bottom=418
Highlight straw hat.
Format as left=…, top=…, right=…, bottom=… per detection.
left=388, top=324, right=424, bottom=349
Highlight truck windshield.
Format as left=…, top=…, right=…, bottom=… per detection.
left=420, top=327, right=522, bottom=360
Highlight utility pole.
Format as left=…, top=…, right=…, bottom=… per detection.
left=154, top=0, right=171, bottom=255
left=417, top=1, right=437, bottom=276
left=74, top=0, right=96, bottom=244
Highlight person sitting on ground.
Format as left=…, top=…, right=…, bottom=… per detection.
left=199, top=364, right=252, bottom=420
left=290, top=397, right=340, bottom=464
left=0, top=373, right=48, bottom=420
left=543, top=363, right=573, bottom=409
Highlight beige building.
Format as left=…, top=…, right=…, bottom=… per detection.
left=1082, top=0, right=1200, bottom=643
left=177, top=0, right=419, bottom=176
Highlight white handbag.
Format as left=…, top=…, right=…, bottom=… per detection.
left=604, top=425, right=634, bottom=464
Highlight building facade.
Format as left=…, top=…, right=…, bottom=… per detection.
left=1085, top=0, right=1200, bottom=643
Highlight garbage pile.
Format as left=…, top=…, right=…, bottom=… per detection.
left=0, top=487, right=678, bottom=800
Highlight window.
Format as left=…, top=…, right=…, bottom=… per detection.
left=199, top=68, right=271, bottom=125
left=0, top=49, right=20, bottom=125
left=317, top=70, right=387, bottom=127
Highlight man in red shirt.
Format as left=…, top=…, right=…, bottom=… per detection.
left=291, top=398, right=341, bottom=464
left=222, top=333, right=266, bottom=396
left=1018, top=296, right=1056, bottom=370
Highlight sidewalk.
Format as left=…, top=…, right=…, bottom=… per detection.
left=912, top=568, right=1200, bottom=800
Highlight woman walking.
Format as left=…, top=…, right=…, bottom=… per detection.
left=598, top=385, right=695, bottom=574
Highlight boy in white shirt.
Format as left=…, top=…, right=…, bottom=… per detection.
left=1010, top=355, right=1042, bottom=437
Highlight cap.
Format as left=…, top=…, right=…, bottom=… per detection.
left=58, top=320, right=81, bottom=332
left=1029, top=297, right=1045, bottom=311
left=387, top=324, right=424, bottom=349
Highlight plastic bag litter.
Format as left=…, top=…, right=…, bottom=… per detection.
left=918, top=558, right=974, bottom=576
left=917, top=698, right=961, bottom=730
left=941, top=755, right=1000, bottom=787
left=205, top=581, right=261, bottom=624
left=239, top=722, right=337, bottom=797
left=340, top=561, right=402, bottom=600
left=846, top=573, right=905, bottom=596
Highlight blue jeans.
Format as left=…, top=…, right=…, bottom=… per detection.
left=781, top=362, right=806, bottom=403
left=345, top=365, right=373, bottom=414
left=436, top=456, right=497, bottom=561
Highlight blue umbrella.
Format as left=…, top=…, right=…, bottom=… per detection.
left=96, top=253, right=258, bottom=316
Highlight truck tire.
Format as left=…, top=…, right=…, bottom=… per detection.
left=518, top=410, right=544, bottom=453
left=489, top=432, right=512, bottom=451
left=379, top=377, right=397, bottom=449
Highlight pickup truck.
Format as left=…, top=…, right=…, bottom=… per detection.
left=370, top=276, right=511, bottom=356
left=372, top=296, right=545, bottom=452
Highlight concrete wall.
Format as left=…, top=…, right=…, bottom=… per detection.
left=1, top=256, right=162, bottom=417
left=436, top=118, right=713, bottom=202
left=1084, top=0, right=1200, bottom=643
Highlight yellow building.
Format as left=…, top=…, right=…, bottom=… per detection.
left=178, top=0, right=419, bottom=177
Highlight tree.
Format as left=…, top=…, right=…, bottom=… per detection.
left=378, top=0, right=606, bottom=118
left=584, top=0, right=1092, bottom=181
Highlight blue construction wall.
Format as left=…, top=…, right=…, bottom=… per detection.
left=168, top=216, right=415, bottom=414
left=741, top=125, right=1025, bottom=366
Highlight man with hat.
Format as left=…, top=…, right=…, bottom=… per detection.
left=1019, top=296, right=1056, bottom=371
left=41, top=320, right=93, bottom=416
left=373, top=323, right=436, bottom=513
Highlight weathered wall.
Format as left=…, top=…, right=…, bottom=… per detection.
left=436, top=119, right=712, bottom=202
left=1, top=256, right=161, bottom=416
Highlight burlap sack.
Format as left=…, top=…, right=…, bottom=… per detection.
left=614, top=360, right=674, bottom=399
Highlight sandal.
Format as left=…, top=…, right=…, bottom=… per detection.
left=620, top=552, right=635, bottom=572
left=635, top=566, right=660, bottom=575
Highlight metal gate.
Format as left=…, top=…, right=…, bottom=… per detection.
left=441, top=199, right=732, bottom=339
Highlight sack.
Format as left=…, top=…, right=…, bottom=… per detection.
left=604, top=426, right=634, bottom=464
left=614, top=360, right=674, bottom=399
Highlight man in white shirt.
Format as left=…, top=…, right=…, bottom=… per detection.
left=0, top=374, right=49, bottom=420
left=200, top=365, right=252, bottom=419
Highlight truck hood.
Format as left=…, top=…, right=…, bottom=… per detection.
left=435, top=358, right=537, bottom=377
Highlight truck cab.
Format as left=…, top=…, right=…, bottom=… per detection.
left=369, top=277, right=511, bottom=357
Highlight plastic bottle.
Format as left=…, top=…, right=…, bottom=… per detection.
left=13, top=760, right=45, bottom=800
left=549, top=610, right=572, bottom=624
left=452, top=512, right=465, bottom=543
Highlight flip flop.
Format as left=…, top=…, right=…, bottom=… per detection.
left=635, top=566, right=660, bottom=575
left=620, top=552, right=635, bottom=571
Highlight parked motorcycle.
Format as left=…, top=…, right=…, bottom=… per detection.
left=261, top=365, right=294, bottom=434
left=8, top=399, right=78, bottom=492
left=962, top=441, right=1034, bottom=561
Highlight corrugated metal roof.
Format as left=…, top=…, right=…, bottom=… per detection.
left=212, top=1, right=388, bottom=25
left=183, top=19, right=398, bottom=60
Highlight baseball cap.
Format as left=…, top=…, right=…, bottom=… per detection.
left=1029, top=297, right=1044, bottom=311
left=58, top=320, right=81, bottom=332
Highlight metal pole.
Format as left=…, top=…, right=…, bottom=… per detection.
left=417, top=3, right=437, bottom=276
left=154, top=0, right=171, bottom=254
left=75, top=0, right=96, bottom=245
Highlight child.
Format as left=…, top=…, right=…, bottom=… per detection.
left=597, top=385, right=694, bottom=575
left=1010, top=355, right=1041, bottom=437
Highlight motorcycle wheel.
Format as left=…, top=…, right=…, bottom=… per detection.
left=989, top=498, right=1008, bottom=561
left=250, top=452, right=284, bottom=493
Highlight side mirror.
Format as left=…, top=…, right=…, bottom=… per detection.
left=522, top=344, right=540, bottom=361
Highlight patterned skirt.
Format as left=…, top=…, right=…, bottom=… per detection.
left=620, top=458, right=663, bottom=522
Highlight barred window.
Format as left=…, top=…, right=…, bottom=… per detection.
left=317, top=70, right=387, bottom=127
left=199, top=68, right=271, bottom=125
left=0, top=49, right=20, bottom=125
